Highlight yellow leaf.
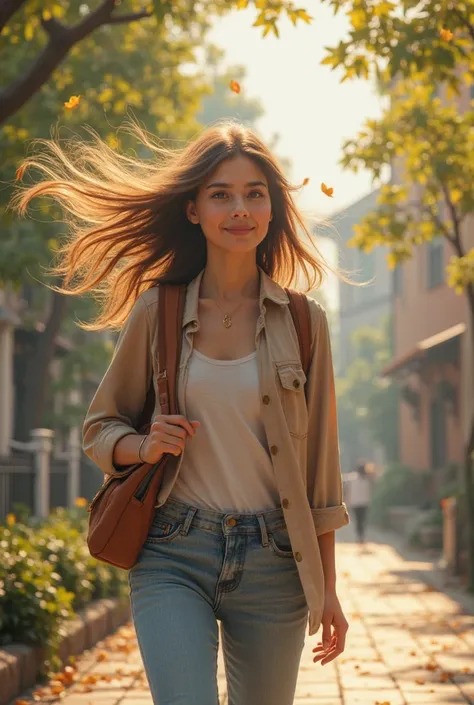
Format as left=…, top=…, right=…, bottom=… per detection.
left=74, top=497, right=87, bottom=507
left=6, top=513, right=16, bottom=527
left=42, top=9, right=52, bottom=20
left=24, top=23, right=34, bottom=40
left=64, top=95, right=81, bottom=109
left=302, top=177, right=310, bottom=186
left=230, top=80, right=241, bottom=94
left=321, top=182, right=334, bottom=198
left=440, top=28, right=454, bottom=41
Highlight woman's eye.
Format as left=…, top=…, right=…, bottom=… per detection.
left=211, top=191, right=227, bottom=199
left=248, top=190, right=264, bottom=199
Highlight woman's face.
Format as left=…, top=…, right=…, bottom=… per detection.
left=186, top=155, right=272, bottom=255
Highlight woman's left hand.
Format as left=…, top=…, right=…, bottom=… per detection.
left=312, top=591, right=349, bottom=666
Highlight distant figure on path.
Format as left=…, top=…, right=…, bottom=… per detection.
left=345, top=462, right=374, bottom=544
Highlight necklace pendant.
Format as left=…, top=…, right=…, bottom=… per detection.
left=223, top=314, right=232, bottom=328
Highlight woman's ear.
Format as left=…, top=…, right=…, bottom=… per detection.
left=186, top=200, right=199, bottom=224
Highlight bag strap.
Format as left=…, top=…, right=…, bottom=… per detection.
left=284, top=289, right=312, bottom=379
left=157, top=284, right=187, bottom=416
left=136, top=284, right=186, bottom=431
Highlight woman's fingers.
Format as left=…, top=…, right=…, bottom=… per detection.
left=152, top=415, right=199, bottom=438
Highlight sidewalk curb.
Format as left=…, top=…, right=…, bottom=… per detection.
left=0, top=597, right=130, bottom=705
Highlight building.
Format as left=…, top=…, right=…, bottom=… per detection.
left=382, top=82, right=474, bottom=490
left=333, top=190, right=392, bottom=371
left=321, top=192, right=394, bottom=473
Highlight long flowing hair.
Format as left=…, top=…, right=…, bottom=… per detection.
left=12, top=120, right=332, bottom=330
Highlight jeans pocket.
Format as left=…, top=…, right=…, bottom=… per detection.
left=269, top=526, right=294, bottom=558
left=146, top=517, right=183, bottom=544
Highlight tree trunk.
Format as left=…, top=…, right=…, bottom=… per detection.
left=24, top=288, right=68, bottom=435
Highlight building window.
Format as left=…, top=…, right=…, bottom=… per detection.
left=427, top=238, right=444, bottom=288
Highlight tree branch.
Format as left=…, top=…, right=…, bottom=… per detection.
left=0, top=0, right=28, bottom=33
left=0, top=0, right=154, bottom=125
left=451, top=7, right=474, bottom=44
left=440, top=181, right=465, bottom=257
left=104, top=10, right=153, bottom=25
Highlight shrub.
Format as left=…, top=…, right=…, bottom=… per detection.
left=0, top=527, right=74, bottom=671
left=0, top=506, right=128, bottom=673
left=368, top=462, right=426, bottom=526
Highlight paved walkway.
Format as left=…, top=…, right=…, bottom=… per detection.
left=14, top=523, right=474, bottom=704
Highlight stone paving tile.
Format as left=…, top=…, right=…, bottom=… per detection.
left=12, top=522, right=474, bottom=705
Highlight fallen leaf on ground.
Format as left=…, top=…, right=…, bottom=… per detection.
left=415, top=678, right=426, bottom=685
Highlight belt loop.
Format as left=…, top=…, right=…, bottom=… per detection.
left=257, top=513, right=269, bottom=547
left=181, top=506, right=197, bottom=535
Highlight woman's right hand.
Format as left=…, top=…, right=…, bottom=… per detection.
left=140, top=415, right=200, bottom=463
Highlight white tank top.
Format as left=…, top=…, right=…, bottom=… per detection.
left=169, top=348, right=279, bottom=513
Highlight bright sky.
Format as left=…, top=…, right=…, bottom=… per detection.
left=208, top=5, right=386, bottom=309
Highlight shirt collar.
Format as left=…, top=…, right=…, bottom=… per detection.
left=182, top=266, right=289, bottom=327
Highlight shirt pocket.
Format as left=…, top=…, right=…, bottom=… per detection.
left=275, top=362, right=308, bottom=440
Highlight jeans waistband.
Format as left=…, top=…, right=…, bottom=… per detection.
left=155, top=497, right=287, bottom=539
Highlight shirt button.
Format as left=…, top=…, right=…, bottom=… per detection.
left=282, top=498, right=290, bottom=509
left=294, top=552, right=302, bottom=562
left=270, top=445, right=278, bottom=455
left=293, top=379, right=300, bottom=389
left=262, top=395, right=270, bottom=405
left=226, top=517, right=237, bottom=527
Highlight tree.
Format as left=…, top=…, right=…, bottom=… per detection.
left=2, top=4, right=290, bottom=438
left=320, top=0, right=474, bottom=588
left=0, top=0, right=312, bottom=124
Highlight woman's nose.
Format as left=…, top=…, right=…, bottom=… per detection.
left=230, top=197, right=249, bottom=216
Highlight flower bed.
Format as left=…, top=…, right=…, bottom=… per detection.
left=0, top=501, right=128, bottom=675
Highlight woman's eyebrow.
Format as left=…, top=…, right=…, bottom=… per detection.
left=205, top=181, right=268, bottom=189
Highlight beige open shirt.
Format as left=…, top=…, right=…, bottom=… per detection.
left=83, top=267, right=349, bottom=636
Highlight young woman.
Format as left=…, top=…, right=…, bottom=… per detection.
left=14, top=121, right=350, bottom=705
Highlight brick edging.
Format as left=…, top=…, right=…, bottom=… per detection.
left=0, top=597, right=130, bottom=705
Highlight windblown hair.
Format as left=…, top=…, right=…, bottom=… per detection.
left=12, top=120, right=332, bottom=330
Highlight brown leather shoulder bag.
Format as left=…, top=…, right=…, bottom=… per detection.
left=87, top=284, right=186, bottom=569
left=86, top=285, right=311, bottom=570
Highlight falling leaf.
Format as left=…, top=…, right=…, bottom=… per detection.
left=42, top=9, right=52, bottom=20
left=415, top=678, right=425, bottom=685
left=410, top=651, right=417, bottom=656
left=321, top=182, right=334, bottom=198
left=230, top=80, right=241, bottom=94
left=64, top=95, right=81, bottom=109
left=6, top=513, right=16, bottom=527
left=440, top=28, right=454, bottom=41
left=74, top=496, right=88, bottom=507
left=302, top=177, right=310, bottom=186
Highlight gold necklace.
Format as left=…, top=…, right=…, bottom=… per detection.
left=214, top=299, right=245, bottom=328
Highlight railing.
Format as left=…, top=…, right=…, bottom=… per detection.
left=0, top=428, right=104, bottom=522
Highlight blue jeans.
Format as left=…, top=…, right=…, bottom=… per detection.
left=129, top=497, right=308, bottom=705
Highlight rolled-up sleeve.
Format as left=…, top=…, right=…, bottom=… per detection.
left=306, top=301, right=349, bottom=535
left=82, top=295, right=153, bottom=476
